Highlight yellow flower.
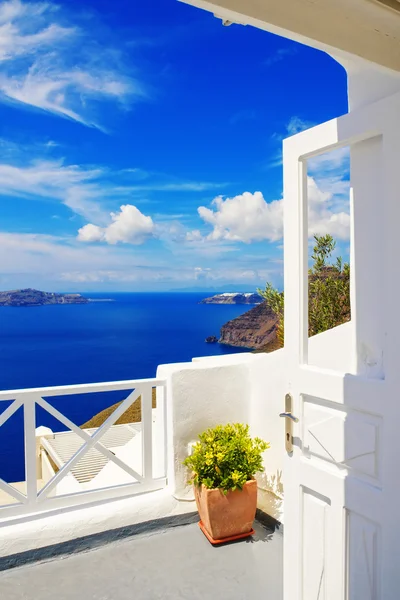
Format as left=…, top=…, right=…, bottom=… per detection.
left=205, top=452, right=213, bottom=466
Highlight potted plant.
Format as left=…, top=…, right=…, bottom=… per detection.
left=184, top=423, right=269, bottom=544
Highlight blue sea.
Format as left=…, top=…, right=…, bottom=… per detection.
left=0, top=293, right=251, bottom=483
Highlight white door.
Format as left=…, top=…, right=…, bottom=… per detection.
left=282, top=92, right=400, bottom=600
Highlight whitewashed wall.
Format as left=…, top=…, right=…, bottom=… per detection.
left=157, top=359, right=250, bottom=500
left=308, top=322, right=353, bottom=371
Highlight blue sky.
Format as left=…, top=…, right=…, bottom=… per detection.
left=0, top=0, right=349, bottom=292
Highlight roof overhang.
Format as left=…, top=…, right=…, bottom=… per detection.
left=180, top=0, right=400, bottom=73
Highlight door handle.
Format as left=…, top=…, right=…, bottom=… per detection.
left=281, top=393, right=297, bottom=453
left=279, top=412, right=299, bottom=423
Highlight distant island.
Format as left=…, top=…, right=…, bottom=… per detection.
left=0, top=289, right=89, bottom=307
left=200, top=292, right=262, bottom=305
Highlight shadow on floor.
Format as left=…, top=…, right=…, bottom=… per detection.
left=0, top=519, right=283, bottom=600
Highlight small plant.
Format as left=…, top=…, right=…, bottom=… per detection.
left=184, top=423, right=269, bottom=493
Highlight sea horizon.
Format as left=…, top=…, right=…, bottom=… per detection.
left=1, top=289, right=261, bottom=296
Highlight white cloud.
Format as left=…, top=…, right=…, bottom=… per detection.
left=0, top=21, right=72, bottom=62
left=185, top=229, right=203, bottom=242
left=0, top=230, right=279, bottom=289
left=308, top=146, right=350, bottom=176
left=0, top=158, right=109, bottom=222
left=308, top=146, right=350, bottom=216
left=0, top=141, right=229, bottom=225
left=76, top=223, right=104, bottom=243
left=0, top=0, right=141, bottom=128
left=267, top=117, right=316, bottom=169
left=286, top=116, right=315, bottom=136
left=78, top=204, right=155, bottom=245
left=102, top=205, right=154, bottom=245
left=191, top=266, right=270, bottom=284
left=125, top=181, right=228, bottom=192
left=0, top=1, right=74, bottom=60
left=264, top=46, right=297, bottom=67
left=0, top=231, right=155, bottom=279
left=192, top=191, right=284, bottom=244
left=0, top=231, right=115, bottom=275
left=188, top=177, right=350, bottom=245
left=58, top=266, right=266, bottom=286
left=307, top=177, right=350, bottom=239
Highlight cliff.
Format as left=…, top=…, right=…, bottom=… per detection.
left=219, top=301, right=280, bottom=351
left=201, top=292, right=262, bottom=305
left=81, top=389, right=157, bottom=429
left=0, top=288, right=89, bottom=307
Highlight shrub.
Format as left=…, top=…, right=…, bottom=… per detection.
left=183, top=423, right=269, bottom=493
left=258, top=234, right=350, bottom=344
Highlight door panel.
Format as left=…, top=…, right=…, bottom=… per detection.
left=301, top=488, right=330, bottom=600
left=282, top=92, right=400, bottom=600
left=346, top=512, right=379, bottom=600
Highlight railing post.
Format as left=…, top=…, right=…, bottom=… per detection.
left=24, top=395, right=37, bottom=505
left=154, top=384, right=168, bottom=480
left=141, top=385, right=153, bottom=482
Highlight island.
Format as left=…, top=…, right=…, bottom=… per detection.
left=0, top=288, right=89, bottom=307
left=200, top=292, right=262, bottom=305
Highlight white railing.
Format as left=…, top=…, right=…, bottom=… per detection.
left=0, top=378, right=167, bottom=521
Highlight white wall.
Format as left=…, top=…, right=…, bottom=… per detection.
left=308, top=321, right=353, bottom=371
left=336, top=58, right=400, bottom=110
left=41, top=451, right=55, bottom=485
left=249, top=350, right=286, bottom=522
left=157, top=359, right=250, bottom=500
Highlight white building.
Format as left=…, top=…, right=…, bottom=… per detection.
left=1, top=0, right=400, bottom=598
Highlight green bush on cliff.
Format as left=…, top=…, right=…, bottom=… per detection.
left=258, top=234, right=350, bottom=346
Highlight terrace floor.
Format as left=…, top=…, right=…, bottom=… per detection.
left=0, top=518, right=283, bottom=600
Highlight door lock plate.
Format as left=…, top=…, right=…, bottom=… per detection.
left=279, top=393, right=297, bottom=453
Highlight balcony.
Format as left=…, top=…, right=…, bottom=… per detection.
left=0, top=355, right=284, bottom=598
left=0, top=346, right=287, bottom=599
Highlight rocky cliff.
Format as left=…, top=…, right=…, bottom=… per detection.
left=201, top=292, right=262, bottom=305
left=0, top=288, right=89, bottom=307
left=218, top=301, right=280, bottom=351
left=81, top=389, right=157, bottom=429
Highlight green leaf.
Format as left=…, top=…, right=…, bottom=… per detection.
left=259, top=234, right=350, bottom=342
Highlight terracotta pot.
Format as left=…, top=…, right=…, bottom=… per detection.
left=194, top=479, right=257, bottom=540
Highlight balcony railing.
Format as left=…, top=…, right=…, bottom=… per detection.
left=0, top=378, right=167, bottom=521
